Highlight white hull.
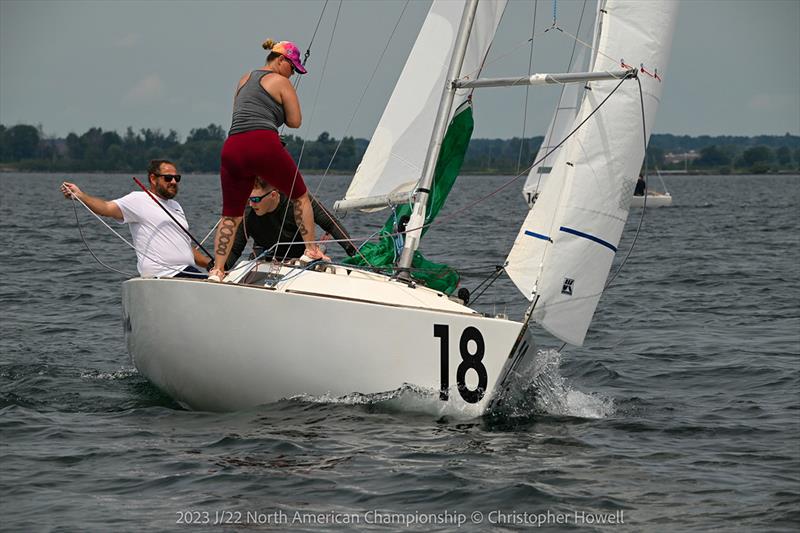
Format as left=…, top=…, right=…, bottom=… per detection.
left=122, top=263, right=535, bottom=414
left=630, top=192, right=672, bottom=208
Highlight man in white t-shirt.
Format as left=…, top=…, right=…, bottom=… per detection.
left=61, top=159, right=212, bottom=278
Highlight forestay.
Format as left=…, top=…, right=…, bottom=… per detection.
left=505, top=0, right=678, bottom=346
left=335, top=0, right=506, bottom=213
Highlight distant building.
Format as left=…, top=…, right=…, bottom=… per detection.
left=664, top=150, right=700, bottom=165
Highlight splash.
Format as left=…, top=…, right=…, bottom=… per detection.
left=286, top=349, right=612, bottom=420
left=80, top=368, right=139, bottom=381
left=289, top=385, right=484, bottom=419
left=526, top=349, right=614, bottom=419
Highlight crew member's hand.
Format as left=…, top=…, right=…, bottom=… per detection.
left=304, top=246, right=330, bottom=262
left=61, top=182, right=82, bottom=199
left=207, top=267, right=225, bottom=282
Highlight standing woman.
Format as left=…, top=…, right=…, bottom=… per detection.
left=209, top=39, right=327, bottom=281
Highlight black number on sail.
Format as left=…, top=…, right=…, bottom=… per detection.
left=434, top=325, right=488, bottom=404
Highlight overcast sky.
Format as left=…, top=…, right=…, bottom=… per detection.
left=1, top=0, right=798, bottom=141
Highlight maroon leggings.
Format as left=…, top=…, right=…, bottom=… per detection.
left=220, top=129, right=307, bottom=216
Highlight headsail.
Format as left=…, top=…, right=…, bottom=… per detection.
left=522, top=1, right=596, bottom=207
left=505, top=0, right=678, bottom=346
left=334, top=0, right=506, bottom=213
left=521, top=47, right=588, bottom=207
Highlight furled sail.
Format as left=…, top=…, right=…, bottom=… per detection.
left=505, top=0, right=678, bottom=346
left=334, top=0, right=506, bottom=213
left=522, top=1, right=596, bottom=208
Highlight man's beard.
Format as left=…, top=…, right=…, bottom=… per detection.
left=156, top=183, right=177, bottom=199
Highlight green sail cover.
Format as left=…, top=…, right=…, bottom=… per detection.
left=343, top=102, right=474, bottom=294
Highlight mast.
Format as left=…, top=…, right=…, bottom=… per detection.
left=396, top=0, right=480, bottom=274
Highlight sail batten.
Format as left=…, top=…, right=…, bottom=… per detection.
left=506, top=0, right=679, bottom=346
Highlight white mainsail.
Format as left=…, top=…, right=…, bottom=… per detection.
left=505, top=0, right=678, bottom=346
left=522, top=1, right=596, bottom=207
left=334, top=0, right=506, bottom=213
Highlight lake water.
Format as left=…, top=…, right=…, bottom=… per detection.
left=1, top=172, right=798, bottom=531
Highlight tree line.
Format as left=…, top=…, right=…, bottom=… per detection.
left=1, top=123, right=798, bottom=174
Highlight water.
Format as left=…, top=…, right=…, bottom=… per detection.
left=1, top=173, right=798, bottom=531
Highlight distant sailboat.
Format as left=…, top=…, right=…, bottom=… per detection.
left=631, top=170, right=673, bottom=207
left=122, top=0, right=678, bottom=413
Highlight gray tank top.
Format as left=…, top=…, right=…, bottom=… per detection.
left=228, top=70, right=286, bottom=135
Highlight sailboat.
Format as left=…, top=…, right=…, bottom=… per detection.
left=630, top=170, right=673, bottom=207
left=122, top=0, right=678, bottom=413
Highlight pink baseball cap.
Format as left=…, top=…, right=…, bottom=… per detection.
left=271, top=41, right=307, bottom=74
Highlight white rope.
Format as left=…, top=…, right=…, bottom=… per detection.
left=67, top=191, right=203, bottom=277
left=199, top=218, right=220, bottom=245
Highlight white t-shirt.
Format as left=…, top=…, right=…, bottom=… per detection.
left=114, top=191, right=196, bottom=277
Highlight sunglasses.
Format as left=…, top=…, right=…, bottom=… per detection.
left=155, top=173, right=182, bottom=182
left=249, top=191, right=275, bottom=203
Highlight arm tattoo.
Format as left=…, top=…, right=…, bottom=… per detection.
left=293, top=201, right=310, bottom=240
left=216, top=217, right=236, bottom=256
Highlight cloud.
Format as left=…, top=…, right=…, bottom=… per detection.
left=123, top=74, right=164, bottom=105
left=114, top=33, right=141, bottom=48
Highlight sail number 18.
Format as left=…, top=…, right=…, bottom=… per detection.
left=434, top=324, right=488, bottom=404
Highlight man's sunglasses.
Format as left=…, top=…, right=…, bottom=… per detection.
left=249, top=191, right=276, bottom=203
left=155, top=173, right=181, bottom=182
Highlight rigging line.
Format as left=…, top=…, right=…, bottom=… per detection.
left=557, top=24, right=618, bottom=68
left=68, top=192, right=201, bottom=274
left=655, top=167, right=669, bottom=194
left=516, top=0, right=538, bottom=175
left=302, top=0, right=411, bottom=267
left=304, top=70, right=626, bottom=255
left=198, top=218, right=220, bottom=246
left=272, top=65, right=623, bottom=257
left=270, top=69, right=626, bottom=258
left=469, top=266, right=506, bottom=304
left=529, top=0, right=589, bottom=195
left=291, top=0, right=330, bottom=95
left=421, top=73, right=632, bottom=233
left=305, top=0, right=330, bottom=60
left=459, top=34, right=544, bottom=82
left=66, top=192, right=201, bottom=277
left=69, top=195, right=135, bottom=278
left=277, top=0, right=343, bottom=264
left=604, top=75, right=648, bottom=289
left=314, top=0, right=410, bottom=189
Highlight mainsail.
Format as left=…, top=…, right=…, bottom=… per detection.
left=505, top=0, right=678, bottom=346
left=334, top=0, right=506, bottom=213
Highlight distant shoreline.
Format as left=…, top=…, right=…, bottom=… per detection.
left=4, top=168, right=799, bottom=177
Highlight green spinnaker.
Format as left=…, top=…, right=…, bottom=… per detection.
left=343, top=102, right=474, bottom=294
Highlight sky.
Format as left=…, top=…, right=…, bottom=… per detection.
left=1, top=0, right=798, bottom=141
